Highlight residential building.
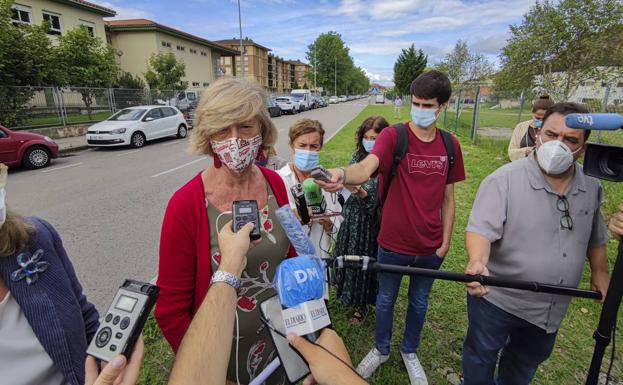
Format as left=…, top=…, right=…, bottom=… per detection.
left=9, top=0, right=115, bottom=40
left=268, top=54, right=295, bottom=94
left=215, top=38, right=271, bottom=88
left=287, top=60, right=312, bottom=88
left=106, top=19, right=239, bottom=90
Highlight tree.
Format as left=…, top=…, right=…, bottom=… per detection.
left=115, top=71, right=146, bottom=89
left=292, top=80, right=300, bottom=90
left=306, top=32, right=354, bottom=95
left=436, top=40, right=493, bottom=86
left=393, top=44, right=427, bottom=95
left=113, top=71, right=147, bottom=109
left=56, top=25, right=117, bottom=120
left=0, top=0, right=57, bottom=126
left=496, top=0, right=623, bottom=99
left=144, top=52, right=187, bottom=91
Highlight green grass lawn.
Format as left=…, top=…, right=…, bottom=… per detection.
left=137, top=104, right=622, bottom=385
left=13, top=110, right=112, bottom=129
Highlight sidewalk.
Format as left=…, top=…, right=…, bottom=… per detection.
left=56, top=135, right=88, bottom=154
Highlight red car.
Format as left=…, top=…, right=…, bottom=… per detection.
left=0, top=125, right=59, bottom=169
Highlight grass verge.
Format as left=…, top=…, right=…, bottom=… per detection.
left=138, top=104, right=622, bottom=385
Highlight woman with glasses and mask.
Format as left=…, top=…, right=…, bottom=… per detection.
left=277, top=118, right=343, bottom=259
left=155, top=77, right=295, bottom=385
left=508, top=95, right=554, bottom=162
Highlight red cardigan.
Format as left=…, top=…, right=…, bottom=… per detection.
left=155, top=167, right=295, bottom=352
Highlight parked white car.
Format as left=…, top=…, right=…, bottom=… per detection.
left=86, top=106, right=188, bottom=148
left=275, top=97, right=300, bottom=114
left=329, top=96, right=338, bottom=104
left=338, top=95, right=347, bottom=102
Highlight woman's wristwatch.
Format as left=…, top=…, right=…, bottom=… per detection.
left=211, top=270, right=241, bottom=292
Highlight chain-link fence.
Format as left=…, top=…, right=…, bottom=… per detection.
left=0, top=86, right=194, bottom=130
left=438, top=82, right=623, bottom=147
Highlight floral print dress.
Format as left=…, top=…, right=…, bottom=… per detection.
left=333, top=151, right=380, bottom=308
left=207, top=186, right=289, bottom=385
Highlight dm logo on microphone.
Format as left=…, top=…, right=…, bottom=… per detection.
left=294, top=267, right=321, bottom=284
left=274, top=256, right=325, bottom=308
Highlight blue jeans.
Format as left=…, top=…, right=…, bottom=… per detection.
left=374, top=246, right=444, bottom=355
left=462, top=295, right=558, bottom=385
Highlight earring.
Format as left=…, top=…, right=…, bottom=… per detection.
left=213, top=154, right=222, bottom=168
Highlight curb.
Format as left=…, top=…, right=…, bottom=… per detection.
left=59, top=144, right=89, bottom=155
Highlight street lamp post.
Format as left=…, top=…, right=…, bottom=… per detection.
left=314, top=48, right=317, bottom=96
left=237, top=0, right=244, bottom=79
left=334, top=57, right=337, bottom=97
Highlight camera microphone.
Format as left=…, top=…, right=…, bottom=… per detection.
left=565, top=113, right=623, bottom=131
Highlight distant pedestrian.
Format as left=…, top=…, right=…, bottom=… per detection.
left=394, top=95, right=403, bottom=118
left=333, top=116, right=389, bottom=325
left=507, top=95, right=554, bottom=161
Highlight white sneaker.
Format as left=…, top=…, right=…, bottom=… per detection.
left=401, top=351, right=428, bottom=385
left=356, top=348, right=389, bottom=379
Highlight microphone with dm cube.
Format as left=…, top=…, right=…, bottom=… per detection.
left=273, top=205, right=331, bottom=337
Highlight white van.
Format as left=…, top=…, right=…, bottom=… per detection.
left=291, top=89, right=312, bottom=111
left=375, top=94, right=385, bottom=104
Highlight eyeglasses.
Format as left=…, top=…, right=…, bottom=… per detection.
left=556, top=195, right=573, bottom=230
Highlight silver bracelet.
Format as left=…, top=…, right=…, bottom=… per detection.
left=339, top=167, right=347, bottom=184
left=211, top=270, right=241, bottom=292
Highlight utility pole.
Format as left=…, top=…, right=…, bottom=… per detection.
left=334, top=57, right=337, bottom=96
left=314, top=48, right=317, bottom=95
left=237, top=0, right=244, bottom=79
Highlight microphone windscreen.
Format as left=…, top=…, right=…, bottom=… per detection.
left=565, top=113, right=623, bottom=131
left=274, top=256, right=325, bottom=308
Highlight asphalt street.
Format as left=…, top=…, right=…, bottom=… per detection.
left=5, top=100, right=369, bottom=310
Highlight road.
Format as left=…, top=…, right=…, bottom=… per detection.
left=5, top=100, right=369, bottom=310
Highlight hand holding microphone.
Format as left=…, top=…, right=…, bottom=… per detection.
left=287, top=329, right=367, bottom=385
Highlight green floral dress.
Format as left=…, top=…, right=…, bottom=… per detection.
left=333, top=151, right=379, bottom=308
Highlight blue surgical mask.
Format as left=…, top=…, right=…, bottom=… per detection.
left=534, top=118, right=543, bottom=128
left=294, top=149, right=320, bottom=172
left=362, top=139, right=375, bottom=153
left=411, top=106, right=438, bottom=128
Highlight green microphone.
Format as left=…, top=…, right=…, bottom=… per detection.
left=302, top=178, right=326, bottom=215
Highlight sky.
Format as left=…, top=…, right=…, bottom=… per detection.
left=100, top=0, right=537, bottom=86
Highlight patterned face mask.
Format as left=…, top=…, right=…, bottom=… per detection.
left=210, top=135, right=262, bottom=173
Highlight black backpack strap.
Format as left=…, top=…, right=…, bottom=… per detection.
left=383, top=123, right=408, bottom=203
left=439, top=129, right=455, bottom=183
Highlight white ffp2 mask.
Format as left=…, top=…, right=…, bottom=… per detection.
left=536, top=137, right=581, bottom=175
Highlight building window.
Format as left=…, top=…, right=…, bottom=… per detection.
left=190, top=48, right=197, bottom=54
left=176, top=45, right=185, bottom=52
left=42, top=11, right=62, bottom=35
left=192, top=82, right=200, bottom=87
left=203, top=82, right=209, bottom=87
left=11, top=4, right=31, bottom=25
left=162, top=41, right=171, bottom=48
left=80, top=20, right=95, bottom=37
left=201, top=51, right=208, bottom=57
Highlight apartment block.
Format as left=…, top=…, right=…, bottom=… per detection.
left=215, top=38, right=271, bottom=88
left=9, top=0, right=115, bottom=41
left=106, top=19, right=239, bottom=90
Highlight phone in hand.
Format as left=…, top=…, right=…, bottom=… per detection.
left=311, top=166, right=333, bottom=183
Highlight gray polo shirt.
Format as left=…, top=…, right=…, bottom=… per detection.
left=466, top=153, right=609, bottom=333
